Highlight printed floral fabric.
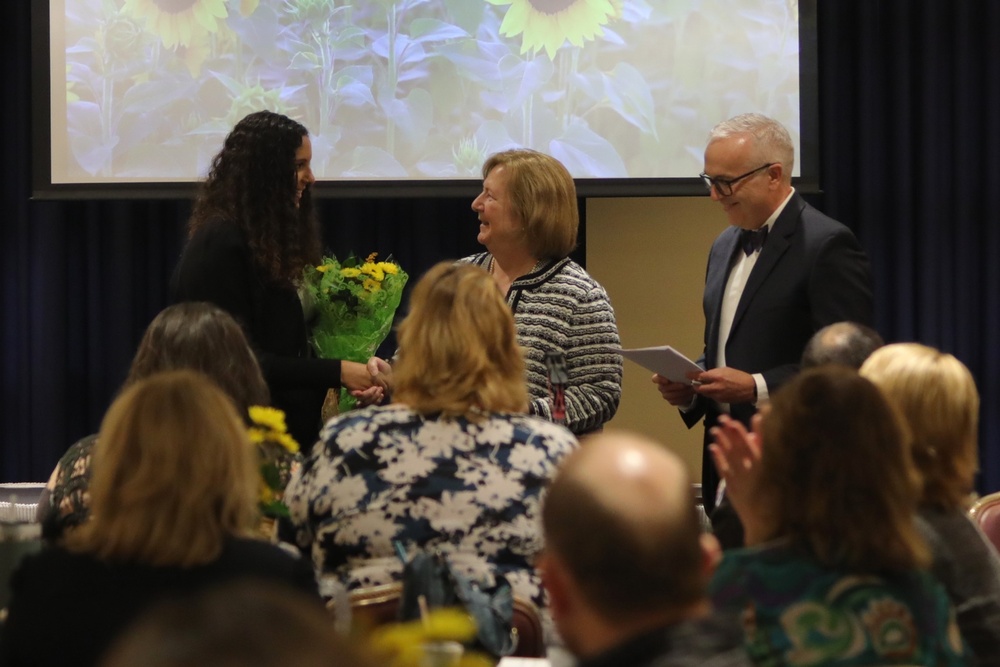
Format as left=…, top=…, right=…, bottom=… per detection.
left=285, top=404, right=578, bottom=611
left=41, top=434, right=98, bottom=541
left=709, top=542, right=970, bottom=666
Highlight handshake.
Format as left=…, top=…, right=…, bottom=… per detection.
left=344, top=356, right=394, bottom=406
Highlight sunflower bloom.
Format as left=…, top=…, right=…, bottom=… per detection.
left=360, top=263, right=385, bottom=282
left=274, top=432, right=300, bottom=453
left=248, top=405, right=288, bottom=434
left=123, top=0, right=228, bottom=49
left=487, top=0, right=619, bottom=60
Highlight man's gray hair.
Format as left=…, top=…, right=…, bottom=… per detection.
left=709, top=113, right=795, bottom=178
left=801, top=321, right=885, bottom=370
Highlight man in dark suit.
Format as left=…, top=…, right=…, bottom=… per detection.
left=655, top=113, right=873, bottom=523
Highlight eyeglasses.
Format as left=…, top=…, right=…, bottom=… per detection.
left=699, top=163, right=775, bottom=196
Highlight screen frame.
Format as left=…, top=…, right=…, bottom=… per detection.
left=31, top=0, right=819, bottom=200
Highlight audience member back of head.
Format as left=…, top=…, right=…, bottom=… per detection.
left=800, top=321, right=884, bottom=369
left=861, top=343, right=1000, bottom=662
left=0, top=371, right=316, bottom=667
left=539, top=430, right=751, bottom=667
left=709, top=366, right=971, bottom=664
left=102, top=581, right=367, bottom=667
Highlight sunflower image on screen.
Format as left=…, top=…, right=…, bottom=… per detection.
left=54, top=0, right=803, bottom=185
left=487, top=0, right=622, bottom=59
left=302, top=254, right=408, bottom=414
left=122, top=0, right=230, bottom=49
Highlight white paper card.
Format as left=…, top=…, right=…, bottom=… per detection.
left=622, top=346, right=703, bottom=384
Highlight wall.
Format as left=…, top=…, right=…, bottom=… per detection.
left=586, top=197, right=729, bottom=479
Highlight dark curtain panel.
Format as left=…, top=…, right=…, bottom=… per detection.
left=816, top=0, right=1000, bottom=492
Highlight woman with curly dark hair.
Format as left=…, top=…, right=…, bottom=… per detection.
left=171, top=110, right=378, bottom=448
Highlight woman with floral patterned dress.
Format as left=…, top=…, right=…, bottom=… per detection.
left=285, top=262, right=578, bottom=627
left=708, top=367, right=970, bottom=666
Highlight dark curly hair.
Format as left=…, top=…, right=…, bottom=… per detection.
left=189, top=110, right=321, bottom=285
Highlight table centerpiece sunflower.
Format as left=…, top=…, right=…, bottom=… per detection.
left=248, top=405, right=300, bottom=542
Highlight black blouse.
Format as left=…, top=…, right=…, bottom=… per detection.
left=170, top=220, right=340, bottom=448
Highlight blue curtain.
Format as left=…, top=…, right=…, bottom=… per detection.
left=815, top=0, right=1000, bottom=492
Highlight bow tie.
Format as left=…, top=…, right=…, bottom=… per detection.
left=740, top=227, right=769, bottom=256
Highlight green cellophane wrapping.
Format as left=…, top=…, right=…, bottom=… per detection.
left=302, top=254, right=408, bottom=413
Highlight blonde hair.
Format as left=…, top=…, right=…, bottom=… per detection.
left=482, top=149, right=578, bottom=259
left=760, top=366, right=929, bottom=572
left=861, top=343, right=979, bottom=510
left=393, top=262, right=528, bottom=416
left=65, top=370, right=259, bottom=567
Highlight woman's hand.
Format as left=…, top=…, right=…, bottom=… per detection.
left=366, top=356, right=393, bottom=391
left=343, top=358, right=394, bottom=406
left=342, top=360, right=384, bottom=406
left=709, top=413, right=768, bottom=543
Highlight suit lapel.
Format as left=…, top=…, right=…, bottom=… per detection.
left=705, top=228, right=743, bottom=360
left=729, top=193, right=805, bottom=336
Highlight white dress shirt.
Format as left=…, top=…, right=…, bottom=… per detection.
left=715, top=188, right=796, bottom=407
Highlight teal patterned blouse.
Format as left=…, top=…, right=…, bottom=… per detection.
left=709, top=541, right=970, bottom=666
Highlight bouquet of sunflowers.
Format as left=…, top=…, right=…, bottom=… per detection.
left=248, top=405, right=301, bottom=520
left=302, top=253, right=408, bottom=414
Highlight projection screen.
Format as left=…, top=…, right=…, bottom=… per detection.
left=33, top=0, right=816, bottom=198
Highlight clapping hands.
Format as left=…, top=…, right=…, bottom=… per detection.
left=709, top=413, right=769, bottom=544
